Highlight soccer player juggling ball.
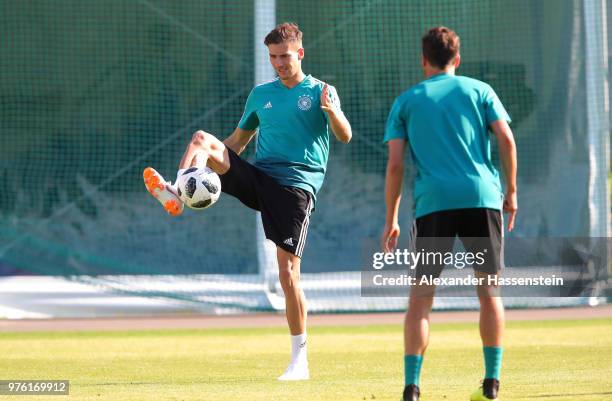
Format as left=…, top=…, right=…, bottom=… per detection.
left=144, top=22, right=351, bottom=381
left=381, top=27, right=517, bottom=401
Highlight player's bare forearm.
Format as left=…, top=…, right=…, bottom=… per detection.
left=385, top=163, right=403, bottom=225
left=320, top=84, right=351, bottom=143
left=384, top=139, right=407, bottom=224
left=382, top=142, right=405, bottom=252
left=326, top=109, right=352, bottom=144
left=222, top=136, right=242, bottom=155
left=223, top=127, right=257, bottom=155
left=491, top=119, right=518, bottom=230
left=498, top=138, right=517, bottom=193
left=491, top=120, right=517, bottom=193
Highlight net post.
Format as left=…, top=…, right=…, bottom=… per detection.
left=584, top=0, right=611, bottom=238
left=584, top=0, right=610, bottom=303
left=254, top=0, right=279, bottom=296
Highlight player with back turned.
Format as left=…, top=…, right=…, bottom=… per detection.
left=381, top=27, right=517, bottom=401
left=143, top=22, right=351, bottom=380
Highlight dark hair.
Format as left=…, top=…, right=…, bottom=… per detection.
left=422, top=26, right=460, bottom=69
left=264, top=22, right=303, bottom=46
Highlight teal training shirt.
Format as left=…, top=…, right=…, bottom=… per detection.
left=384, top=73, right=511, bottom=218
left=238, top=74, right=339, bottom=198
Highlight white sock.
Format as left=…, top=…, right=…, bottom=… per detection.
left=291, top=333, right=308, bottom=364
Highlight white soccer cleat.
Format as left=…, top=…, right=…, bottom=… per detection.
left=277, top=361, right=310, bottom=381
left=143, top=167, right=183, bottom=216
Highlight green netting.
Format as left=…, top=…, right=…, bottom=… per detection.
left=0, top=0, right=608, bottom=312
left=1, top=0, right=259, bottom=275
left=280, top=0, right=594, bottom=269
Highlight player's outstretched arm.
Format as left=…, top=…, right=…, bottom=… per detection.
left=382, top=139, right=406, bottom=253
left=223, top=127, right=257, bottom=155
left=321, top=84, right=352, bottom=144
left=490, top=119, right=518, bottom=231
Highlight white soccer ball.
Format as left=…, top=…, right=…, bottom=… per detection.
left=176, top=167, right=221, bottom=210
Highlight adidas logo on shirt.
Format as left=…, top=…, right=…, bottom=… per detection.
left=264, top=101, right=272, bottom=109
left=283, top=237, right=294, bottom=246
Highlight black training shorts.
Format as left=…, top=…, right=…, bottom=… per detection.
left=219, top=148, right=314, bottom=258
left=410, top=207, right=504, bottom=278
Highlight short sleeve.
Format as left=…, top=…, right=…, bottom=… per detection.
left=383, top=97, right=408, bottom=143
left=238, top=89, right=260, bottom=130
left=483, top=85, right=511, bottom=126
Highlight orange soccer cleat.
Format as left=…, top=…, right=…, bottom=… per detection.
left=143, top=167, right=184, bottom=216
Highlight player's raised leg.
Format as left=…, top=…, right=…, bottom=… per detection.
left=471, top=271, right=504, bottom=401
left=143, top=130, right=230, bottom=216
left=276, top=247, right=309, bottom=381
left=178, top=130, right=231, bottom=174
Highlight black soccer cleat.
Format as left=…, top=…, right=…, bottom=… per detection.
left=402, top=384, right=420, bottom=401
left=483, top=378, right=500, bottom=400
left=470, top=378, right=500, bottom=401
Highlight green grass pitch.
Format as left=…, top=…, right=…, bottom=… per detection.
left=0, top=318, right=610, bottom=400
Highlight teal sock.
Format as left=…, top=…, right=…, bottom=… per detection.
left=404, top=354, right=423, bottom=386
left=483, top=346, right=503, bottom=379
